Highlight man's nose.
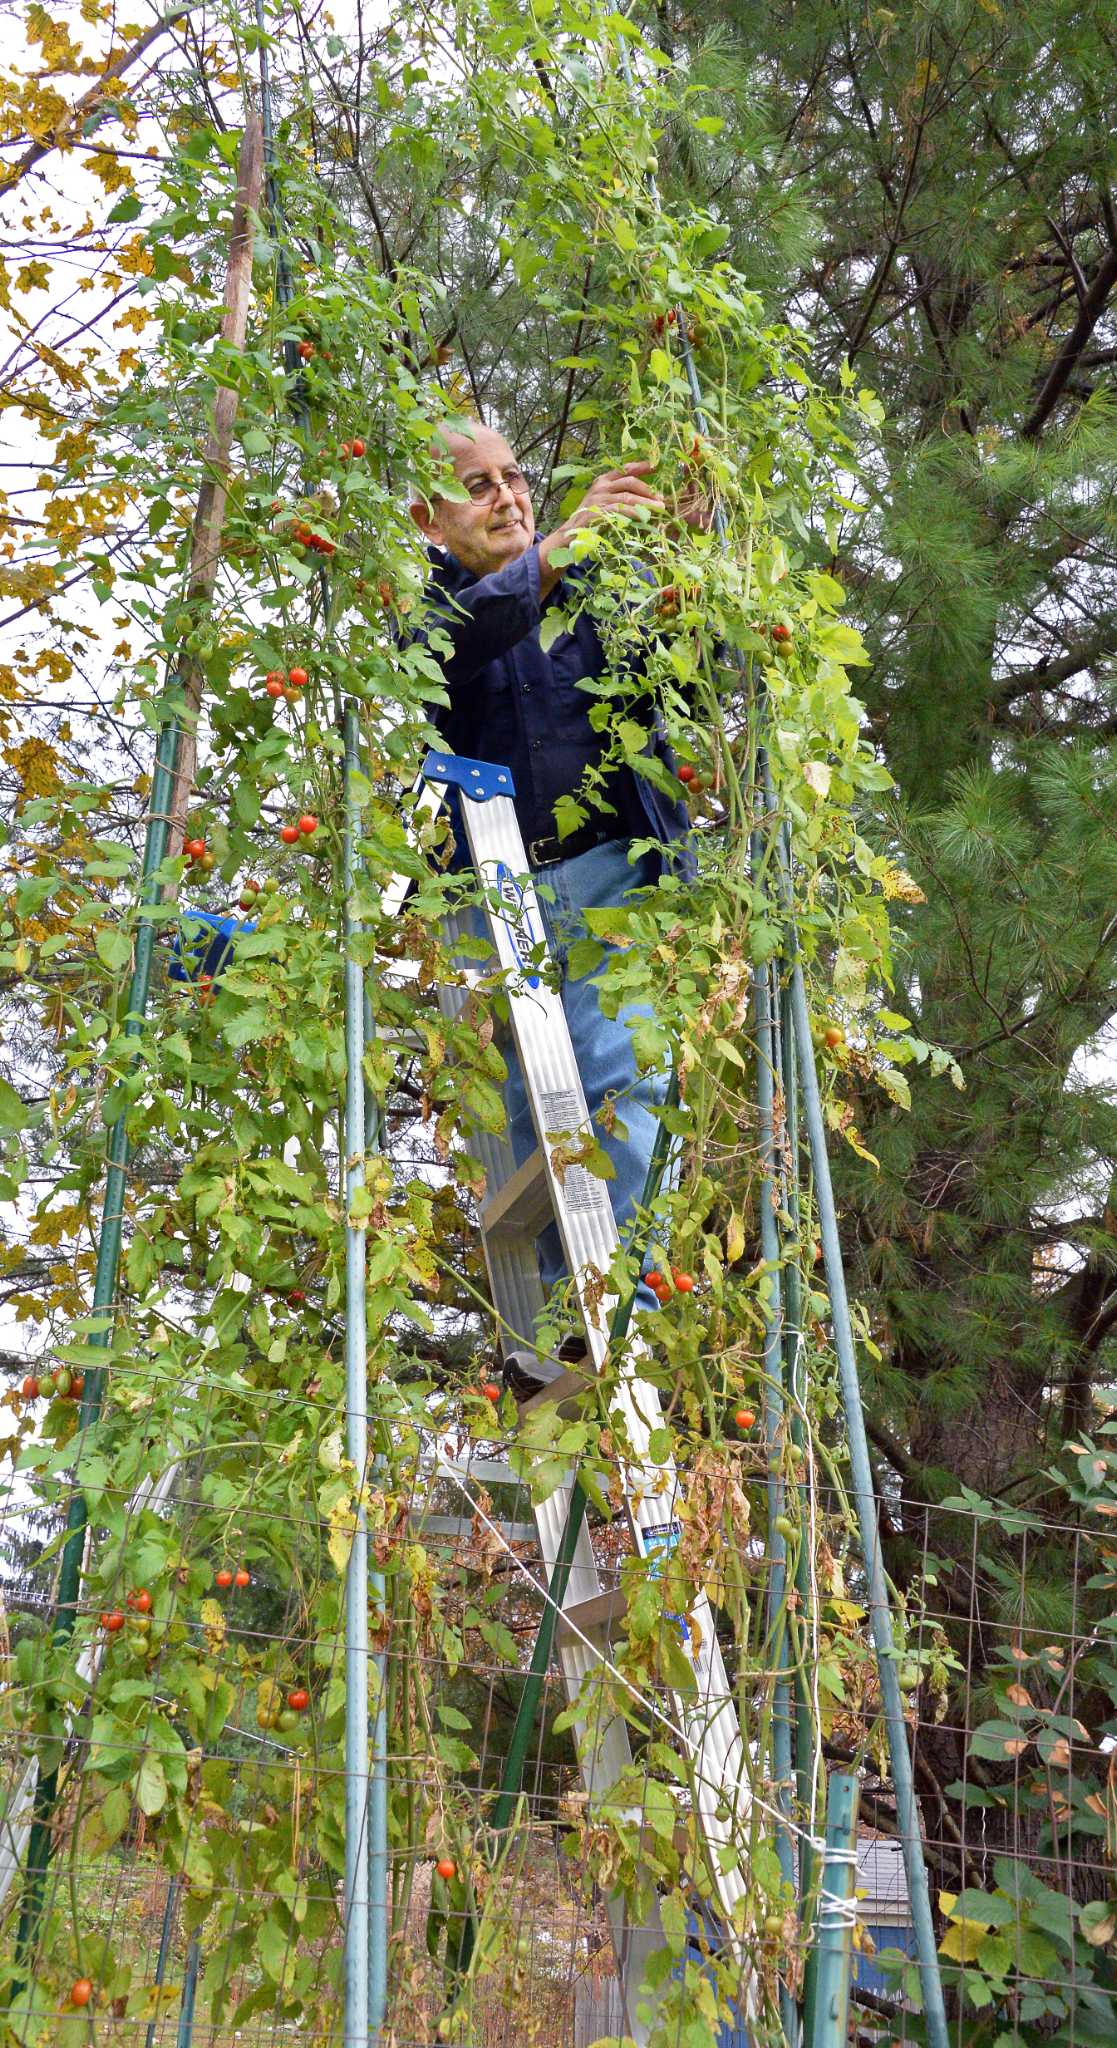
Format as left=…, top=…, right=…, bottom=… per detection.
left=490, top=475, right=515, bottom=506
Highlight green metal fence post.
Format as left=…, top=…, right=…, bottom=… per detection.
left=13, top=709, right=181, bottom=1976
left=787, top=953, right=948, bottom=2048
left=343, top=702, right=371, bottom=2045
left=751, top=916, right=796, bottom=2048
left=363, top=979, right=388, bottom=2038
left=779, top=976, right=819, bottom=1925
left=803, top=1772, right=860, bottom=2048
left=175, top=1936, right=200, bottom=2048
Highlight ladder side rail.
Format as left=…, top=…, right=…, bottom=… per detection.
left=441, top=766, right=755, bottom=1974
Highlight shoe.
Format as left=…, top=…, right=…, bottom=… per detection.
left=501, top=1333, right=586, bottom=1401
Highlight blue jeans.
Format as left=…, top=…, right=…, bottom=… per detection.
left=501, top=839, right=672, bottom=1321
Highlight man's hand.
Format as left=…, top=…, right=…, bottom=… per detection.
left=538, top=461, right=666, bottom=597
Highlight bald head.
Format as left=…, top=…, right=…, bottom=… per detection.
left=411, top=421, right=535, bottom=579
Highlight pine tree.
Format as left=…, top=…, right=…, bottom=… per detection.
left=681, top=0, right=1117, bottom=1496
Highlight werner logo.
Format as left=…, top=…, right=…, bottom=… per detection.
left=493, top=862, right=541, bottom=990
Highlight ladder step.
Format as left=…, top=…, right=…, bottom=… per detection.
left=415, top=1513, right=539, bottom=1546
left=480, top=1146, right=552, bottom=1238
left=520, top=1357, right=596, bottom=1417
left=558, top=1586, right=625, bottom=1637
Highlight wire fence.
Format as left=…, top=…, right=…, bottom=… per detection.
left=3, top=1409, right=1114, bottom=2045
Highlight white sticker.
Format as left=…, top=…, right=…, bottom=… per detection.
left=540, top=1088, right=610, bottom=1213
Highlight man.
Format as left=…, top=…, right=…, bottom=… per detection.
left=410, top=422, right=693, bottom=1392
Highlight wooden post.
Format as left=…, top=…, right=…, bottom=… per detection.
left=164, top=113, right=264, bottom=865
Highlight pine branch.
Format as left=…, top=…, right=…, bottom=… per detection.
left=1022, top=238, right=1117, bottom=439
left=984, top=622, right=1117, bottom=712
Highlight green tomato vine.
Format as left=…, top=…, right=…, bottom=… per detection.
left=0, top=3, right=949, bottom=2043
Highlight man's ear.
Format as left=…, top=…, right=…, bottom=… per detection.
left=410, top=496, right=442, bottom=545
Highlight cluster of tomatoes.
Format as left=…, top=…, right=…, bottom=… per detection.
left=645, top=1263, right=695, bottom=1301
left=279, top=814, right=318, bottom=845
left=213, top=1565, right=252, bottom=1590
left=21, top=1366, right=84, bottom=1403
left=99, top=1584, right=151, bottom=1634
left=264, top=664, right=308, bottom=702
left=184, top=836, right=215, bottom=872
left=675, top=761, right=715, bottom=797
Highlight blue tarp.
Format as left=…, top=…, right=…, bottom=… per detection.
left=168, top=910, right=256, bottom=984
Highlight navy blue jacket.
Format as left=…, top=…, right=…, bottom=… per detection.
left=424, top=542, right=693, bottom=873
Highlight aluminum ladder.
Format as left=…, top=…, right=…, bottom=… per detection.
left=402, top=750, right=757, bottom=2041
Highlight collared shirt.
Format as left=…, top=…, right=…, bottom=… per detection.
left=423, top=542, right=692, bottom=871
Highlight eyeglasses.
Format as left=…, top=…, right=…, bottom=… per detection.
left=463, top=468, right=528, bottom=504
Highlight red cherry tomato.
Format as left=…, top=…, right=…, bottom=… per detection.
left=297, top=814, right=318, bottom=837
left=824, top=1025, right=844, bottom=1048
left=280, top=824, right=300, bottom=845
left=234, top=1567, right=251, bottom=1588
left=21, top=1374, right=39, bottom=1399
left=287, top=1287, right=306, bottom=1305
left=70, top=1978, right=93, bottom=2008
left=103, top=1610, right=124, bottom=1633
left=287, top=666, right=309, bottom=688
left=287, top=1687, right=310, bottom=1712
left=771, top=622, right=792, bottom=643
left=351, top=437, right=365, bottom=457
left=672, top=1269, right=695, bottom=1293
left=297, top=340, right=315, bottom=361
left=735, top=1408, right=756, bottom=1432
left=481, top=1381, right=501, bottom=1401
left=676, top=763, right=696, bottom=784
left=184, top=837, right=205, bottom=860
left=215, top=1568, right=233, bottom=1589
left=265, top=677, right=284, bottom=699
left=435, top=1857, right=456, bottom=1881
left=131, top=1589, right=152, bottom=1614
left=645, top=1268, right=670, bottom=1295
left=70, top=1374, right=84, bottom=1401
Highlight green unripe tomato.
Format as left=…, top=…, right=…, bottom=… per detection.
left=53, top=1368, right=72, bottom=1398
left=263, top=876, right=280, bottom=895
left=277, top=1709, right=298, bottom=1732
left=899, top=1663, right=920, bottom=1692
left=763, top=1913, right=784, bottom=1938
left=774, top=1514, right=796, bottom=1542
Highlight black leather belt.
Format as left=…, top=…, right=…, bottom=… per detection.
left=527, top=822, right=615, bottom=868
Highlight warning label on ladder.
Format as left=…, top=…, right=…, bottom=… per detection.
left=540, top=1089, right=611, bottom=1213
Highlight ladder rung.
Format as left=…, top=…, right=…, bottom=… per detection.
left=520, top=1359, right=597, bottom=1417
left=414, top=1513, right=539, bottom=1545
left=480, top=1146, right=552, bottom=1238
left=559, top=1586, right=625, bottom=1636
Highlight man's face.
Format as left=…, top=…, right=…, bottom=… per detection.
left=411, top=425, right=535, bottom=578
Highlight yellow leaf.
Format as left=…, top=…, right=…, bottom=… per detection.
left=940, top=1918, right=992, bottom=1962
left=200, top=1598, right=225, bottom=1656
left=255, top=1676, right=282, bottom=1730
left=725, top=1209, right=745, bottom=1264
left=328, top=1494, right=357, bottom=1574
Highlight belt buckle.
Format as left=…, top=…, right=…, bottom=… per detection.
left=529, top=836, right=558, bottom=867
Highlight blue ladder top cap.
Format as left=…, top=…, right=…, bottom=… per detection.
left=421, top=749, right=515, bottom=802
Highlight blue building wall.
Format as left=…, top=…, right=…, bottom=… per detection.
left=852, top=1920, right=916, bottom=2001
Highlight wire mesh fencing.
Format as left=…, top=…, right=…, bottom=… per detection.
left=3, top=1395, right=1115, bottom=2045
